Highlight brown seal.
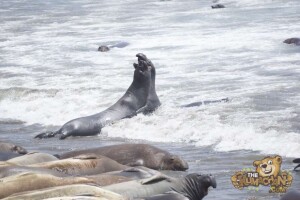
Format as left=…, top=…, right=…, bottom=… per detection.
left=58, top=143, right=188, bottom=171
left=0, top=141, right=27, bottom=154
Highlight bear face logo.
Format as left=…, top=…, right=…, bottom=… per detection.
left=253, top=155, right=282, bottom=177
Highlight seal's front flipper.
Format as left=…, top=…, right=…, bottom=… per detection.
left=140, top=174, right=172, bottom=185
left=294, top=164, right=300, bottom=171
left=34, top=131, right=58, bottom=139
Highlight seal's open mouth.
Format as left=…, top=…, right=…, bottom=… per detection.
left=133, top=53, right=151, bottom=72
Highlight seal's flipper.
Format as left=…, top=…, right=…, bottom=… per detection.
left=34, top=131, right=58, bottom=139
left=140, top=174, right=172, bottom=185
left=294, top=164, right=300, bottom=171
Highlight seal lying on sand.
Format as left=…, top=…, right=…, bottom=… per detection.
left=0, top=172, right=95, bottom=199
left=0, top=141, right=27, bottom=154
left=58, top=143, right=188, bottom=171
left=141, top=173, right=217, bottom=200
left=3, top=184, right=125, bottom=200
left=29, top=154, right=127, bottom=176
left=293, top=158, right=300, bottom=170
left=35, top=54, right=153, bottom=139
left=6, top=152, right=58, bottom=165
left=103, top=173, right=216, bottom=199
left=283, top=38, right=300, bottom=46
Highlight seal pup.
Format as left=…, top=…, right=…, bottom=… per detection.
left=140, top=173, right=217, bottom=200
left=293, top=158, right=300, bottom=171
left=0, top=172, right=95, bottom=199
left=0, top=141, right=27, bottom=154
left=35, top=54, right=152, bottom=139
left=28, top=154, right=127, bottom=176
left=58, top=143, right=189, bottom=171
left=3, top=184, right=125, bottom=200
left=103, top=173, right=216, bottom=199
left=280, top=190, right=300, bottom=200
left=283, top=38, right=300, bottom=46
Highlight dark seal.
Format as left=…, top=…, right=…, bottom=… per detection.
left=280, top=190, right=300, bottom=200
left=211, top=4, right=225, bottom=9
left=293, top=158, right=300, bottom=171
left=283, top=38, right=300, bottom=46
left=143, top=173, right=217, bottom=200
left=35, top=54, right=153, bottom=139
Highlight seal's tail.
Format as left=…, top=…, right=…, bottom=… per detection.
left=34, top=131, right=58, bottom=139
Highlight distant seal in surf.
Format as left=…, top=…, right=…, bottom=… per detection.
left=98, top=42, right=130, bottom=52
left=181, top=97, right=229, bottom=108
left=211, top=4, right=225, bottom=9
left=58, top=143, right=188, bottom=171
left=35, top=53, right=152, bottom=139
left=293, top=158, right=300, bottom=171
left=280, top=190, right=300, bottom=200
left=283, top=38, right=300, bottom=46
left=0, top=141, right=27, bottom=154
left=103, top=173, right=216, bottom=199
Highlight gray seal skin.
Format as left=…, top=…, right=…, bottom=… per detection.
left=103, top=173, right=216, bottom=199
left=283, top=38, right=300, bottom=46
left=135, top=54, right=161, bottom=114
left=58, top=143, right=189, bottom=171
left=181, top=97, right=229, bottom=108
left=141, top=173, right=217, bottom=200
left=0, top=141, right=27, bottom=154
left=280, top=190, right=300, bottom=200
left=293, top=158, right=300, bottom=170
left=34, top=54, right=152, bottom=139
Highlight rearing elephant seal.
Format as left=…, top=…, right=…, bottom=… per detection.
left=35, top=54, right=152, bottom=139
left=58, top=143, right=189, bottom=171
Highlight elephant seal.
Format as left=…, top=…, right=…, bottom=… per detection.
left=0, top=172, right=95, bottom=199
left=280, top=190, right=300, bottom=200
left=293, top=158, right=300, bottom=170
left=0, top=141, right=27, bottom=154
left=283, top=38, right=300, bottom=46
left=58, top=143, right=189, bottom=171
left=0, top=165, right=70, bottom=178
left=6, top=152, right=58, bottom=165
left=29, top=154, right=127, bottom=176
left=142, top=173, right=217, bottom=200
left=135, top=53, right=161, bottom=114
left=181, top=97, right=229, bottom=108
left=34, top=53, right=152, bottom=139
left=103, top=173, right=216, bottom=199
left=3, top=184, right=125, bottom=200
left=211, top=4, right=225, bottom=9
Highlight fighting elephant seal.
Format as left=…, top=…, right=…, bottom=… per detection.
left=103, top=173, right=216, bottom=199
left=3, top=184, right=125, bottom=200
left=29, top=154, right=127, bottom=176
left=283, top=38, right=300, bottom=46
left=0, top=141, right=27, bottom=154
left=0, top=172, right=95, bottom=199
left=58, top=143, right=189, bottom=171
left=35, top=53, right=152, bottom=139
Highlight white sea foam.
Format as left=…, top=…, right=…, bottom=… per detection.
left=0, top=0, right=299, bottom=157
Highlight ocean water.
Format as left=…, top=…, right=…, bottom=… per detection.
left=0, top=0, right=299, bottom=199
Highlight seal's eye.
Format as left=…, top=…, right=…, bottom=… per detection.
left=267, top=160, right=273, bottom=165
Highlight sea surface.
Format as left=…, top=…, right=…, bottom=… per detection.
left=0, top=0, right=299, bottom=199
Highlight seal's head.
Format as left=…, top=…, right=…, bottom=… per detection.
left=133, top=53, right=151, bottom=83
left=283, top=38, right=300, bottom=45
left=12, top=145, right=28, bottom=154
left=175, top=173, right=216, bottom=200
left=158, top=154, right=189, bottom=171
left=98, top=45, right=110, bottom=52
